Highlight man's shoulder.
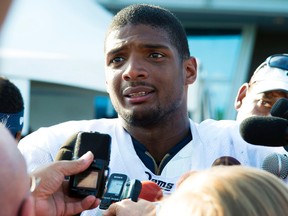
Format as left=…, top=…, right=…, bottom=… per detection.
left=195, top=118, right=239, bottom=131
left=39, top=118, right=119, bottom=131
left=200, top=118, right=238, bottom=126
left=18, top=118, right=121, bottom=169
left=192, top=118, right=240, bottom=143
left=19, top=118, right=120, bottom=147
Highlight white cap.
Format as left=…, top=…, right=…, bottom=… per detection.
left=249, top=63, right=288, bottom=94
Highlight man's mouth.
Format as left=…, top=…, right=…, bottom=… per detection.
left=123, top=86, right=155, bottom=103
left=128, top=91, right=149, bottom=97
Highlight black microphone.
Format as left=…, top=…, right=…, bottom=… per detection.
left=55, top=133, right=78, bottom=161
left=212, top=156, right=241, bottom=166
left=262, top=153, right=288, bottom=179
left=271, top=98, right=288, bottom=120
left=69, top=131, right=112, bottom=198
left=239, top=116, right=288, bottom=147
left=270, top=98, right=288, bottom=152
left=72, top=131, right=111, bottom=160
left=55, top=131, right=112, bottom=160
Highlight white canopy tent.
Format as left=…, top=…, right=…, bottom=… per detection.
left=0, top=0, right=113, bottom=134
left=0, top=0, right=112, bottom=91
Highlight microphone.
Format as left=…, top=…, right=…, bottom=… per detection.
left=270, top=98, right=288, bottom=152
left=69, top=131, right=112, bottom=198
left=212, top=156, right=241, bottom=166
left=271, top=98, right=288, bottom=120
left=55, top=133, right=78, bottom=161
left=72, top=132, right=111, bottom=160
left=138, top=180, right=163, bottom=202
left=239, top=116, right=288, bottom=147
left=262, top=153, right=288, bottom=179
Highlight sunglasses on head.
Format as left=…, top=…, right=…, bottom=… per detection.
left=265, top=54, right=288, bottom=71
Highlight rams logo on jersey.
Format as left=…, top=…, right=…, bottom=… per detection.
left=145, top=171, right=174, bottom=191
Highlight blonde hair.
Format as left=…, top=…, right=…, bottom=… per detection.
left=159, top=166, right=288, bottom=216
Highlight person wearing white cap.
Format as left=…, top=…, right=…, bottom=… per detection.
left=235, top=54, right=288, bottom=122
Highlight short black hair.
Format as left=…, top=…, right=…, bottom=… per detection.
left=106, top=4, right=190, bottom=60
left=0, top=77, right=24, bottom=113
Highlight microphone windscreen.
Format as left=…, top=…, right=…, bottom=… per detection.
left=239, top=116, right=288, bottom=147
left=73, top=132, right=111, bottom=160
left=55, top=132, right=78, bottom=161
left=212, top=156, right=241, bottom=166
left=271, top=98, right=288, bottom=119
left=262, top=153, right=288, bottom=179
left=138, top=181, right=163, bottom=202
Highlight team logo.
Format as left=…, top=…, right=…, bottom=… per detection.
left=145, top=171, right=174, bottom=192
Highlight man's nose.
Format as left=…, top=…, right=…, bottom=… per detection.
left=122, top=56, right=149, bottom=81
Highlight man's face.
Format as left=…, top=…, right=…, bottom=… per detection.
left=104, top=24, right=191, bottom=127
left=236, top=89, right=288, bottom=122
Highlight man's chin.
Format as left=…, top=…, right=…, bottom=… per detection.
left=122, top=112, right=161, bottom=128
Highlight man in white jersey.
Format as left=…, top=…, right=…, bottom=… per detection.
left=101, top=55, right=288, bottom=216
left=18, top=4, right=284, bottom=216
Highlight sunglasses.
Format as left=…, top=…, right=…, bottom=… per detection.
left=265, top=54, right=288, bottom=71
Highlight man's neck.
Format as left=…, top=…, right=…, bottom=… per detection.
left=122, top=117, right=191, bottom=162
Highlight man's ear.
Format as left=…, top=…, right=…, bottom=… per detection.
left=184, top=57, right=197, bottom=85
left=19, top=196, right=35, bottom=216
left=234, top=83, right=249, bottom=110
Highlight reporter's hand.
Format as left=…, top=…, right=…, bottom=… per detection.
left=102, top=199, right=156, bottom=216
left=31, top=151, right=100, bottom=216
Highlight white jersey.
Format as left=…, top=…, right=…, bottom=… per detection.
left=18, top=118, right=284, bottom=216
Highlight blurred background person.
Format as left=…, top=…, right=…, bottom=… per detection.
left=235, top=54, right=288, bottom=122
left=0, top=123, right=34, bottom=216
left=0, top=76, right=24, bottom=142
left=103, top=165, right=288, bottom=216
left=0, top=123, right=100, bottom=216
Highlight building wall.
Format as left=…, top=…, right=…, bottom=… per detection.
left=29, top=81, right=108, bottom=133
left=249, top=30, right=288, bottom=78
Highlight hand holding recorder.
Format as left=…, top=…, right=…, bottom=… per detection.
left=68, top=131, right=112, bottom=198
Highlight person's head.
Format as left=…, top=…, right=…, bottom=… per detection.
left=104, top=4, right=197, bottom=128
left=0, top=76, right=24, bottom=142
left=0, top=124, right=34, bottom=216
left=235, top=54, right=288, bottom=122
left=159, top=166, right=288, bottom=216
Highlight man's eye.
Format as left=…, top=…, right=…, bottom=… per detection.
left=111, top=57, right=125, bottom=64
left=149, top=53, right=164, bottom=58
left=259, top=100, right=272, bottom=108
